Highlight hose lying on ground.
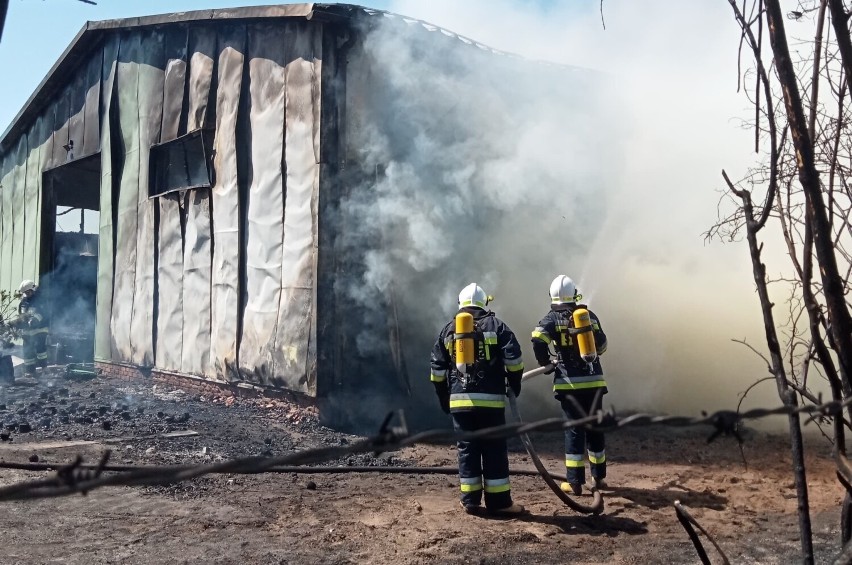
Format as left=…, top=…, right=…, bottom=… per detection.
left=0, top=460, right=563, bottom=481
left=0, top=459, right=602, bottom=515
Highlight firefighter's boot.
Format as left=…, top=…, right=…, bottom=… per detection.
left=560, top=482, right=582, bottom=495
left=489, top=503, right=526, bottom=516
left=460, top=502, right=481, bottom=515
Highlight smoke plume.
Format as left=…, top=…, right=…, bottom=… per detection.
left=335, top=0, right=790, bottom=428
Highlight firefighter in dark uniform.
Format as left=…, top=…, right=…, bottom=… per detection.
left=17, top=280, right=49, bottom=377
left=430, top=283, right=526, bottom=516
left=531, top=275, right=608, bottom=496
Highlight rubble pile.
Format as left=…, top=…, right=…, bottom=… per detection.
left=0, top=369, right=413, bottom=499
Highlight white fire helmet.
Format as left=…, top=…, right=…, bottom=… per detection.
left=18, top=280, right=36, bottom=294
left=549, top=275, right=580, bottom=304
left=458, top=283, right=489, bottom=309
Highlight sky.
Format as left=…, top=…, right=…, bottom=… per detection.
left=0, top=0, right=811, bottom=418
left=0, top=0, right=396, bottom=130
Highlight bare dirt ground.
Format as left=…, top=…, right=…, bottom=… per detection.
left=0, top=369, right=844, bottom=564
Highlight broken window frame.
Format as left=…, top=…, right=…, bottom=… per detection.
left=148, top=128, right=214, bottom=198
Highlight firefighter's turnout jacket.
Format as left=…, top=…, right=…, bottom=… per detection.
left=532, top=302, right=608, bottom=487
left=429, top=307, right=524, bottom=412
left=531, top=303, right=608, bottom=394
left=429, top=306, right=524, bottom=511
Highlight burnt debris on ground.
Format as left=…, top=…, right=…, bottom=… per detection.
left=0, top=368, right=413, bottom=498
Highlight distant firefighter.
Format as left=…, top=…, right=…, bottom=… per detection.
left=531, top=275, right=609, bottom=496
left=17, top=280, right=49, bottom=377
left=430, top=283, right=526, bottom=516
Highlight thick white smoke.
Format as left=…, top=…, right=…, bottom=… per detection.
left=336, top=0, right=789, bottom=425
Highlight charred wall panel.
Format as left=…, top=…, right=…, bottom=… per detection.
left=0, top=160, right=12, bottom=296
left=155, top=27, right=188, bottom=372
left=273, top=21, right=321, bottom=394
left=34, top=109, right=56, bottom=280
left=68, top=71, right=86, bottom=161
left=22, top=120, right=43, bottom=285
left=109, top=32, right=143, bottom=362
left=209, top=25, right=245, bottom=382
left=81, top=55, right=101, bottom=158
left=49, top=89, right=70, bottom=171
left=11, top=137, right=27, bottom=291
left=180, top=26, right=214, bottom=376
left=95, top=36, right=119, bottom=361
left=129, top=29, right=165, bottom=367
left=239, top=23, right=287, bottom=385
left=0, top=158, right=5, bottom=295
left=315, top=24, right=344, bottom=397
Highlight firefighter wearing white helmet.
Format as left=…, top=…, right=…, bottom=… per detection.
left=17, top=279, right=49, bottom=377
left=429, top=283, right=526, bottom=516
left=531, top=275, right=609, bottom=496
left=18, top=280, right=35, bottom=295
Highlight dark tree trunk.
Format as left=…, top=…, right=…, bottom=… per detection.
left=724, top=171, right=814, bottom=563
left=765, top=0, right=852, bottom=395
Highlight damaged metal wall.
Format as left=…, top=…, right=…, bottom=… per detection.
left=276, top=21, right=321, bottom=392
left=95, top=36, right=119, bottom=361
left=0, top=44, right=102, bottom=312
left=0, top=13, right=333, bottom=398
left=241, top=24, right=287, bottom=386
left=239, top=21, right=321, bottom=392
left=109, top=20, right=320, bottom=392
left=179, top=27, right=214, bottom=378
left=209, top=25, right=244, bottom=382
left=154, top=27, right=187, bottom=373
left=109, top=32, right=143, bottom=364
left=131, top=29, right=165, bottom=368
left=87, top=20, right=318, bottom=393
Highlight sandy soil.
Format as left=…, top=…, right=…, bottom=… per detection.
left=0, top=370, right=844, bottom=564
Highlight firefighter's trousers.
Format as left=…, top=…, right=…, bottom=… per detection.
left=560, top=390, right=606, bottom=486
left=22, top=326, right=48, bottom=376
left=452, top=409, right=513, bottom=510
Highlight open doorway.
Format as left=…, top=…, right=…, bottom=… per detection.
left=41, top=153, right=100, bottom=364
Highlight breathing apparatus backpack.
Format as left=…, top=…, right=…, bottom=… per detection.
left=554, top=306, right=597, bottom=371
left=449, top=310, right=497, bottom=391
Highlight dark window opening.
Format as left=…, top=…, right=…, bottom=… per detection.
left=149, top=128, right=214, bottom=197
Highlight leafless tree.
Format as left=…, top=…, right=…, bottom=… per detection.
left=709, top=1, right=852, bottom=562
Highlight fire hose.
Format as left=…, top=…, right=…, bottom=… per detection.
left=509, top=364, right=603, bottom=515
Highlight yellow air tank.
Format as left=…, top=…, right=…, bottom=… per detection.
left=572, top=308, right=597, bottom=364
left=455, top=312, right=474, bottom=373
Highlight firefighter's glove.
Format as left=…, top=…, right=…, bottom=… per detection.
left=507, top=376, right=522, bottom=398
left=435, top=388, right=450, bottom=414
left=536, top=357, right=556, bottom=375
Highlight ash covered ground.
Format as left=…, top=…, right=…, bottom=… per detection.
left=0, top=368, right=408, bottom=496
left=0, top=368, right=845, bottom=564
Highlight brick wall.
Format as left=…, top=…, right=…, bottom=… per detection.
left=94, top=361, right=316, bottom=408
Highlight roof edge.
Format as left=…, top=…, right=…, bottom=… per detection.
left=1, top=3, right=325, bottom=153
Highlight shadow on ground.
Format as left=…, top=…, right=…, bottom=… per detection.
left=521, top=512, right=650, bottom=536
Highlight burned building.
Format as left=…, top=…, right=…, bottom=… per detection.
left=0, top=4, right=607, bottom=416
